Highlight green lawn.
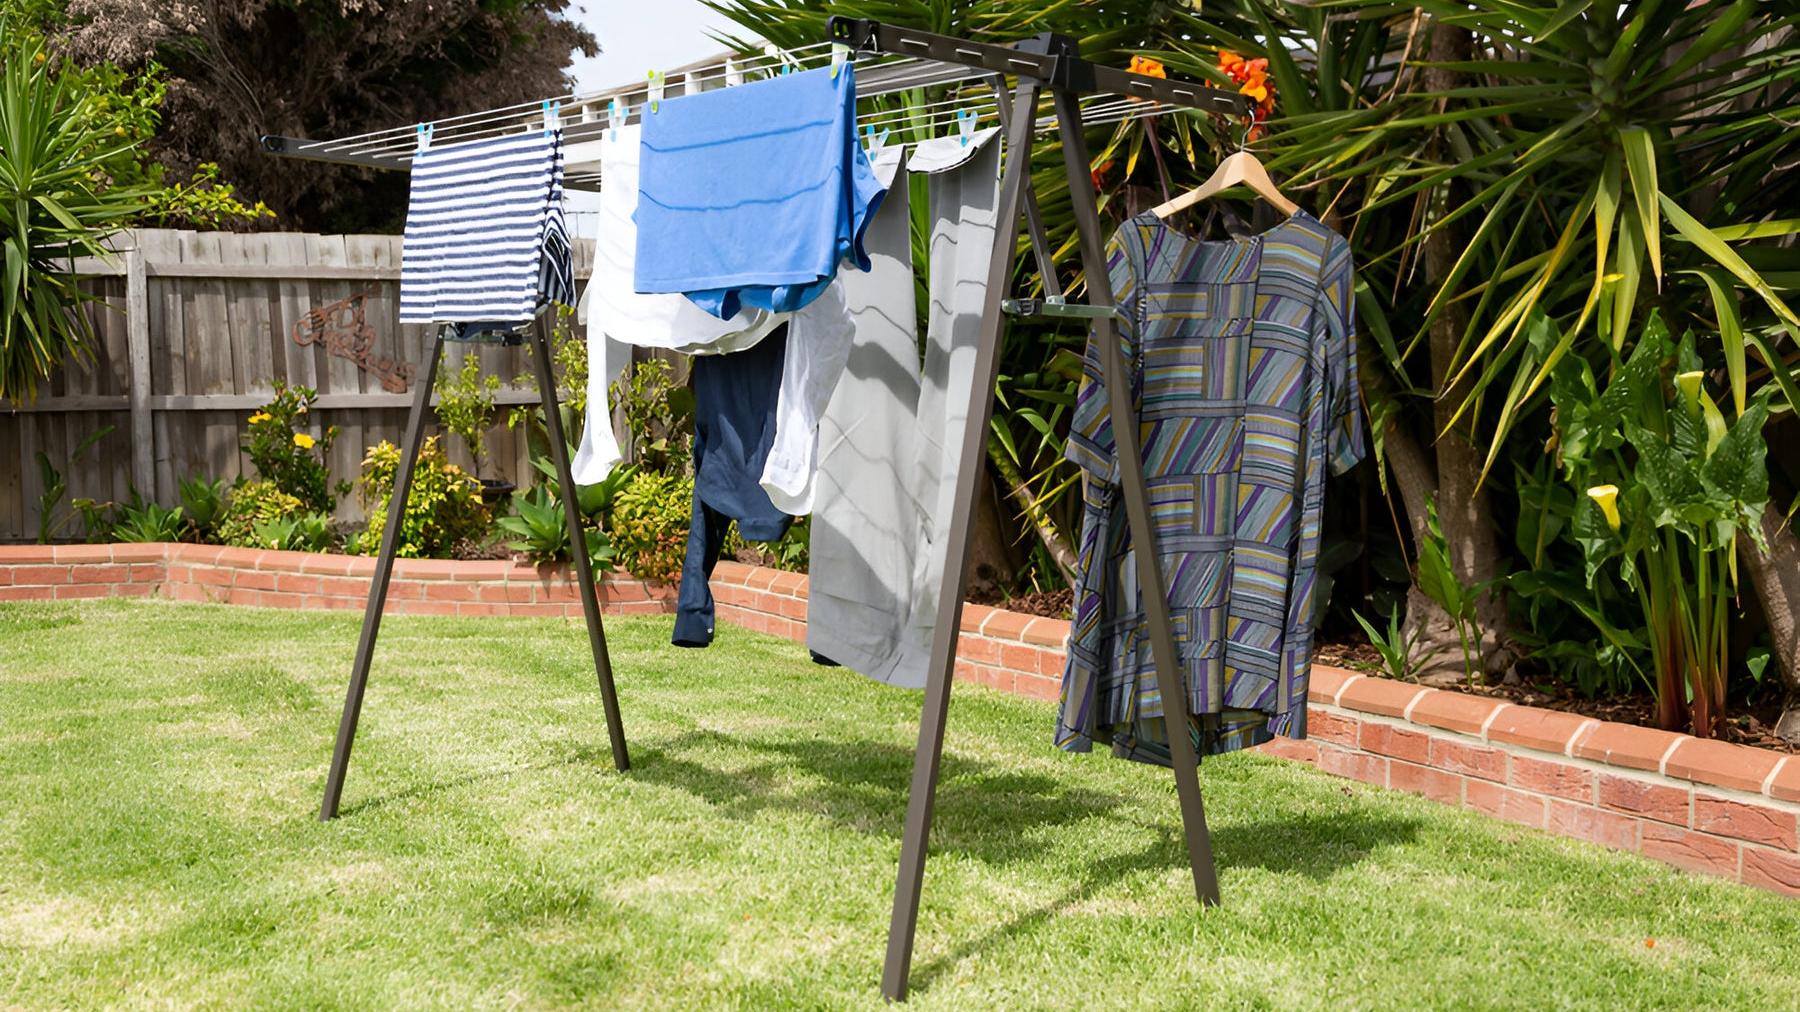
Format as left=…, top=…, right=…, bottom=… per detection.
left=2, top=600, right=1797, bottom=1009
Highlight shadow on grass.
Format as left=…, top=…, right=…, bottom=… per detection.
left=626, top=729, right=1131, bottom=865
left=908, top=809, right=1425, bottom=995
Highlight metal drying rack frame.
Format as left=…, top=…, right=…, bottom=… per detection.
left=262, top=17, right=1248, bottom=1001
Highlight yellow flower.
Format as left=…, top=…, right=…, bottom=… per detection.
left=293, top=433, right=316, bottom=449
left=1587, top=485, right=1621, bottom=531
left=248, top=412, right=271, bottom=424
left=1675, top=370, right=1704, bottom=406
left=34, top=52, right=47, bottom=64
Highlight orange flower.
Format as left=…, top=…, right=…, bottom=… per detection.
left=1218, top=49, right=1245, bottom=75
left=1127, top=55, right=1166, bottom=79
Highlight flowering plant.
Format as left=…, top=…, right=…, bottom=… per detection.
left=1217, top=49, right=1275, bottom=140
left=242, top=382, right=339, bottom=513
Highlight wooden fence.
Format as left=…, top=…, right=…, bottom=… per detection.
left=0, top=229, right=595, bottom=542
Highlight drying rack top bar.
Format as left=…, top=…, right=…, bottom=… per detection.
left=259, top=20, right=1245, bottom=181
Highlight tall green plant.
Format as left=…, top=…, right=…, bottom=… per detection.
left=0, top=16, right=151, bottom=401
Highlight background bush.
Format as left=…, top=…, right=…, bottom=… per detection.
left=349, top=437, right=489, bottom=559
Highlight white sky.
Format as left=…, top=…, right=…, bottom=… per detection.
left=567, top=1, right=750, bottom=95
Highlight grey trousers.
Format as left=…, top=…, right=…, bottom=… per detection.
left=807, top=133, right=1003, bottom=687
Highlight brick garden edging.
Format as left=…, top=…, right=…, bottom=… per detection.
left=0, top=542, right=674, bottom=617
left=5, top=543, right=1798, bottom=896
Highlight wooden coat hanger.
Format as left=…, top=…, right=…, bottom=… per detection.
left=1151, top=143, right=1298, bottom=220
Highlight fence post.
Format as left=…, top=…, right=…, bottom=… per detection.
left=124, top=247, right=154, bottom=498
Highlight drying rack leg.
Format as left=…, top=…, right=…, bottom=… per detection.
left=1048, top=88, right=1220, bottom=906
left=880, top=77, right=1043, bottom=1004
left=319, top=331, right=446, bottom=821
left=527, top=322, right=630, bottom=772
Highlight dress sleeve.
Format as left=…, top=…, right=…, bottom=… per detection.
left=1317, top=232, right=1365, bottom=475
left=1064, top=224, right=1143, bottom=488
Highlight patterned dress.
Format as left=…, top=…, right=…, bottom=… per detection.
left=1056, top=210, right=1363, bottom=764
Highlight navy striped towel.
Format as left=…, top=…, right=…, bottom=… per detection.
left=400, top=131, right=573, bottom=326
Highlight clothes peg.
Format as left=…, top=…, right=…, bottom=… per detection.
left=725, top=57, right=743, bottom=88
left=416, top=122, right=433, bottom=152
left=542, top=100, right=560, bottom=137
left=863, top=123, right=890, bottom=157
left=831, top=42, right=849, bottom=79
left=607, top=98, right=622, bottom=140
left=956, top=108, right=975, bottom=146
left=648, top=70, right=665, bottom=113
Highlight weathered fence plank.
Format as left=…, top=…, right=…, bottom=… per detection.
left=0, top=228, right=595, bottom=542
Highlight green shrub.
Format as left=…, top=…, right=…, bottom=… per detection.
left=497, top=485, right=614, bottom=570
left=607, top=470, right=693, bottom=584
left=435, top=351, right=502, bottom=475
left=243, top=382, right=339, bottom=513
left=217, top=480, right=308, bottom=547
left=249, top=512, right=334, bottom=553
left=349, top=437, right=490, bottom=559
left=112, top=500, right=187, bottom=543
left=179, top=475, right=229, bottom=540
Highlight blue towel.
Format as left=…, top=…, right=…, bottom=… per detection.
left=634, top=65, right=885, bottom=319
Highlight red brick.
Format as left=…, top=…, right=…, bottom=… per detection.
left=1307, top=665, right=1356, bottom=704
left=1316, top=744, right=1388, bottom=786
left=231, top=569, right=280, bottom=591
left=11, top=565, right=71, bottom=585
left=272, top=574, right=322, bottom=595
left=1337, top=676, right=1428, bottom=718
left=1036, top=648, right=1066, bottom=679
left=1770, top=759, right=1800, bottom=804
left=1359, top=722, right=1430, bottom=764
left=51, top=584, right=108, bottom=600
left=1641, top=823, right=1740, bottom=879
left=711, top=561, right=755, bottom=585
left=1013, top=674, right=1059, bottom=702
left=1547, top=800, right=1641, bottom=851
left=0, top=586, right=45, bottom=601
left=1409, top=690, right=1504, bottom=736
left=128, top=564, right=164, bottom=582
left=1389, top=760, right=1463, bottom=804
left=1465, top=780, right=1548, bottom=829
left=1692, top=795, right=1797, bottom=850
left=1256, top=736, right=1319, bottom=764
left=456, top=602, right=505, bottom=617
left=318, top=576, right=372, bottom=599
left=1020, top=617, right=1071, bottom=648
left=111, top=583, right=154, bottom=597
left=174, top=545, right=225, bottom=565
left=259, top=591, right=304, bottom=610
left=1741, top=848, right=1800, bottom=895
left=1488, top=707, right=1593, bottom=754
left=423, top=581, right=480, bottom=602
left=53, top=544, right=114, bottom=563
left=998, top=643, right=1042, bottom=674
left=767, top=571, right=807, bottom=596
left=190, top=566, right=233, bottom=588
left=746, top=568, right=781, bottom=591
left=603, top=579, right=649, bottom=603
left=0, top=545, right=59, bottom=562
left=1664, top=738, right=1782, bottom=794
left=447, top=560, right=513, bottom=581
left=1309, top=709, right=1360, bottom=746
left=108, top=544, right=171, bottom=563
left=296, top=554, right=356, bottom=576
left=210, top=546, right=265, bottom=569
left=775, top=594, right=807, bottom=620
left=1509, top=754, right=1595, bottom=802
left=69, top=564, right=130, bottom=584
left=388, top=558, right=462, bottom=580
left=979, top=609, right=1032, bottom=642
left=610, top=600, right=673, bottom=616
left=1570, top=722, right=1683, bottom=773
left=956, top=635, right=1003, bottom=665
left=394, top=600, right=460, bottom=617
left=251, top=550, right=309, bottom=573
left=1597, top=775, right=1690, bottom=826
left=1430, top=738, right=1506, bottom=782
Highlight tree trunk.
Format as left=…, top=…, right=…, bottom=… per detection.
left=1416, top=18, right=1516, bottom=681
left=987, top=433, right=1079, bottom=587
left=1382, top=406, right=1469, bottom=681
left=1739, top=501, right=1800, bottom=743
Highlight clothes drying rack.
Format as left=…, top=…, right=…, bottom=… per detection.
left=262, top=18, right=1248, bottom=1001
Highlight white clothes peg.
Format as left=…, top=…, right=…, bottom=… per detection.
left=863, top=123, right=889, bottom=158
left=608, top=99, right=623, bottom=140
left=542, top=100, right=560, bottom=136
left=416, top=122, right=433, bottom=151
left=725, top=58, right=743, bottom=88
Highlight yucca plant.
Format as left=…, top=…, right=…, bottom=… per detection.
left=0, top=16, right=151, bottom=402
